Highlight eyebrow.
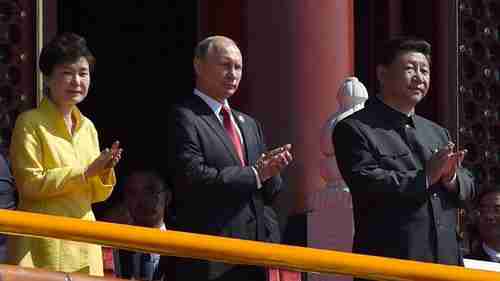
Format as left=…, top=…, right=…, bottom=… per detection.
left=61, top=65, right=89, bottom=71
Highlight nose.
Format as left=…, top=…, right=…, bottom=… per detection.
left=70, top=74, right=80, bottom=85
left=412, top=71, right=423, bottom=83
left=227, top=68, right=236, bottom=79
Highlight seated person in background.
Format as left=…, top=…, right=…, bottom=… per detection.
left=0, top=153, right=16, bottom=263
left=466, top=187, right=500, bottom=262
left=114, top=171, right=171, bottom=281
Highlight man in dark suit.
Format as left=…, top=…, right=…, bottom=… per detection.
left=466, top=188, right=500, bottom=263
left=167, top=36, right=292, bottom=281
left=0, top=153, right=16, bottom=263
left=114, top=171, right=171, bottom=280
left=333, top=37, right=478, bottom=279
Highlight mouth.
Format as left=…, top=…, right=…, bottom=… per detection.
left=224, top=82, right=237, bottom=89
left=66, top=90, right=82, bottom=95
left=408, top=87, right=425, bottom=95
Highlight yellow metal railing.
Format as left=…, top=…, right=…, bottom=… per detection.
left=0, top=209, right=499, bottom=281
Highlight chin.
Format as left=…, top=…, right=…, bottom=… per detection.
left=408, top=93, right=425, bottom=103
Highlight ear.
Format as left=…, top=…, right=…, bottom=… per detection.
left=193, top=58, right=202, bottom=76
left=376, top=65, right=387, bottom=88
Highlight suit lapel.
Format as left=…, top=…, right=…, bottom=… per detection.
left=233, top=110, right=257, bottom=165
left=200, top=113, right=243, bottom=165
left=189, top=95, right=241, bottom=165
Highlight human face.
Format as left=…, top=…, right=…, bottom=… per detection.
left=47, top=57, right=90, bottom=110
left=478, top=191, right=500, bottom=243
left=125, top=174, right=166, bottom=227
left=378, top=51, right=430, bottom=114
left=195, top=41, right=242, bottom=103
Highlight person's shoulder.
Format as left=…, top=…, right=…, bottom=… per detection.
left=14, top=107, right=45, bottom=127
left=170, top=95, right=204, bottom=115
left=464, top=244, right=490, bottom=262
left=337, top=106, right=375, bottom=127
left=414, top=114, right=446, bottom=131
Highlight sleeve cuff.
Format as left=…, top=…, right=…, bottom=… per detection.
left=442, top=173, right=458, bottom=191
left=251, top=167, right=263, bottom=189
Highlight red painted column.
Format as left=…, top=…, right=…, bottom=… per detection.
left=244, top=2, right=355, bottom=212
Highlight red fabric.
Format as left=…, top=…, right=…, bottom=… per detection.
left=221, top=106, right=245, bottom=166
left=102, top=247, right=115, bottom=277
left=268, top=268, right=301, bottom=281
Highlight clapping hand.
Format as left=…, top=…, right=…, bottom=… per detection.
left=105, top=141, right=123, bottom=169
left=441, top=147, right=466, bottom=183
left=425, top=142, right=466, bottom=187
left=85, top=141, right=123, bottom=179
left=254, top=144, right=293, bottom=182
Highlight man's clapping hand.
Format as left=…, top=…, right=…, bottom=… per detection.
left=253, top=144, right=293, bottom=182
left=425, top=142, right=466, bottom=187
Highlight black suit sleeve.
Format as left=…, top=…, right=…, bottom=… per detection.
left=333, top=120, right=429, bottom=204
left=255, top=120, right=282, bottom=205
left=0, top=154, right=16, bottom=210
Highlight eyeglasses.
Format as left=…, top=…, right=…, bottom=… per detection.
left=477, top=206, right=500, bottom=218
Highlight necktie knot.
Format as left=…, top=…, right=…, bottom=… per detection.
left=220, top=105, right=231, bottom=119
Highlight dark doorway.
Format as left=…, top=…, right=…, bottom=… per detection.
left=57, top=2, right=198, bottom=209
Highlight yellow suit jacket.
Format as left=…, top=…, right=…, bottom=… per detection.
left=8, top=98, right=115, bottom=276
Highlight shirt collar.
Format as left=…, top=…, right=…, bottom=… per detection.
left=483, top=243, right=500, bottom=262
left=39, top=97, right=83, bottom=136
left=194, top=88, right=230, bottom=118
left=368, top=96, right=416, bottom=128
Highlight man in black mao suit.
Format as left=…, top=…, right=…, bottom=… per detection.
left=333, top=38, right=478, bottom=280
left=167, top=36, right=292, bottom=281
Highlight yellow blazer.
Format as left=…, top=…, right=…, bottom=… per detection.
left=8, top=98, right=116, bottom=276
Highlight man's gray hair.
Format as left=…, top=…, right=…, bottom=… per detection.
left=194, top=36, right=237, bottom=60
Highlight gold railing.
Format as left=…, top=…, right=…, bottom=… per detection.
left=0, top=209, right=499, bottom=281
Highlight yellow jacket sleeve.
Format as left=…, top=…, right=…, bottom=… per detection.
left=87, top=123, right=115, bottom=203
left=10, top=114, right=88, bottom=200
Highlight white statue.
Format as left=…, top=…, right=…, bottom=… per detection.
left=319, top=76, right=368, bottom=190
left=308, top=77, right=369, bottom=281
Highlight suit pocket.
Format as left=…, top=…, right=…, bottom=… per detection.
left=378, top=150, right=415, bottom=170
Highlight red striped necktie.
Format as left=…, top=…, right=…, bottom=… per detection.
left=220, top=105, right=245, bottom=166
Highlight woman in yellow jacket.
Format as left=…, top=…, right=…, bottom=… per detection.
left=8, top=33, right=122, bottom=276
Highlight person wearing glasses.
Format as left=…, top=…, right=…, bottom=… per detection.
left=114, top=170, right=171, bottom=281
left=466, top=187, right=500, bottom=262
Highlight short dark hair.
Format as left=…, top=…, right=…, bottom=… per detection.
left=123, top=170, right=171, bottom=202
left=39, top=32, right=95, bottom=76
left=378, top=37, right=431, bottom=66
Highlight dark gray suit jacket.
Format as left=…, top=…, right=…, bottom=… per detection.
left=333, top=98, right=477, bottom=272
left=0, top=153, right=16, bottom=263
left=166, top=95, right=282, bottom=281
left=114, top=249, right=162, bottom=280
